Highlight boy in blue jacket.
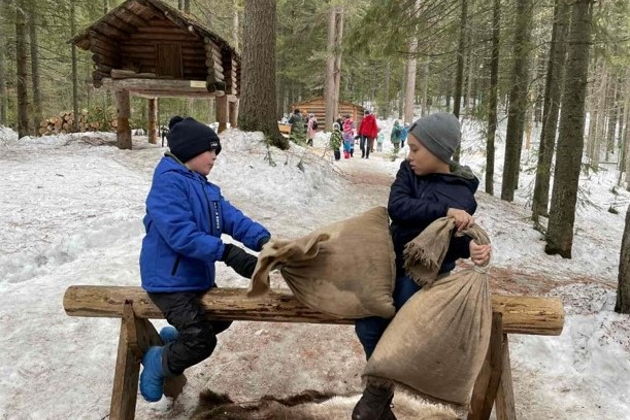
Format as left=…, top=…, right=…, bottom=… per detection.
left=139, top=116, right=271, bottom=402
left=352, top=112, right=491, bottom=420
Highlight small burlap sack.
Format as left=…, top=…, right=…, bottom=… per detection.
left=364, top=217, right=492, bottom=409
left=248, top=207, right=396, bottom=319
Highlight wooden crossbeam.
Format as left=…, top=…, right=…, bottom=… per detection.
left=64, top=286, right=565, bottom=336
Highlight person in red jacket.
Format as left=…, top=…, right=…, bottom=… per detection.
left=357, top=110, right=379, bottom=159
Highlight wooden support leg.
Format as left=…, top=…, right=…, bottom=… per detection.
left=468, top=312, right=505, bottom=420
left=216, top=94, right=228, bottom=133
left=110, top=301, right=141, bottom=420
left=228, top=99, right=238, bottom=129
left=115, top=89, right=132, bottom=150
left=148, top=98, right=158, bottom=144
left=109, top=301, right=187, bottom=420
left=496, top=335, right=517, bottom=420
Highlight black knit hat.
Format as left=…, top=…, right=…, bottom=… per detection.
left=167, top=116, right=221, bottom=162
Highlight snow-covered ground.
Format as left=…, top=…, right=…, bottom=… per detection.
left=0, top=118, right=628, bottom=419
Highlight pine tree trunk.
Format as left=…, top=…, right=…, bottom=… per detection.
left=238, top=0, right=286, bottom=149
left=0, top=35, right=6, bottom=127
left=421, top=60, right=430, bottom=116
left=332, top=12, right=343, bottom=121
left=70, top=0, right=79, bottom=132
left=586, top=60, right=599, bottom=168
left=532, top=0, right=569, bottom=222
left=451, top=0, right=467, bottom=162
left=615, top=203, right=630, bottom=314
left=453, top=0, right=467, bottom=121
left=545, top=0, right=594, bottom=258
left=15, top=0, right=30, bottom=138
left=501, top=0, right=533, bottom=202
left=464, top=0, right=475, bottom=111
left=398, top=66, right=405, bottom=119
left=232, top=1, right=239, bottom=50
left=594, top=70, right=608, bottom=166
left=324, top=6, right=343, bottom=131
left=28, top=1, right=42, bottom=134
left=403, top=46, right=417, bottom=124
left=383, top=61, right=391, bottom=117
left=606, top=79, right=619, bottom=161
left=485, top=0, right=500, bottom=195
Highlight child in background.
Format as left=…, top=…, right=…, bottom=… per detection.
left=342, top=115, right=355, bottom=159
left=330, top=122, right=343, bottom=161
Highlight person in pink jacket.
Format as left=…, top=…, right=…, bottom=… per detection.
left=307, top=114, right=318, bottom=146
left=357, top=110, right=379, bottom=159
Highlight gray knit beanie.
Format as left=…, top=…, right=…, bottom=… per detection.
left=407, top=112, right=461, bottom=163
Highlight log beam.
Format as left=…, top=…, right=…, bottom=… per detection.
left=64, top=286, right=565, bottom=336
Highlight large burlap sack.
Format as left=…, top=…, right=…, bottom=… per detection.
left=248, top=207, right=396, bottom=319
left=364, top=217, right=492, bottom=409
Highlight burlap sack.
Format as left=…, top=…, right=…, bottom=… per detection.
left=248, top=207, right=396, bottom=319
left=364, top=217, right=492, bottom=409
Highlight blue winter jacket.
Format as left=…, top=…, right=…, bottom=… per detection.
left=388, top=160, right=479, bottom=277
left=140, top=154, right=270, bottom=293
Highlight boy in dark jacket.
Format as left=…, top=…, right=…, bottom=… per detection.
left=139, top=116, right=271, bottom=402
left=352, top=112, right=491, bottom=420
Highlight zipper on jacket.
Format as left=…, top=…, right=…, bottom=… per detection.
left=211, top=201, right=221, bottom=234
left=171, top=255, right=181, bottom=276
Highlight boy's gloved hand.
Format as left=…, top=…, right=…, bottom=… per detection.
left=221, top=244, right=258, bottom=279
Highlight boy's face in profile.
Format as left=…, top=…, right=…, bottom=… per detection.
left=186, top=150, right=217, bottom=176
left=406, top=134, right=447, bottom=176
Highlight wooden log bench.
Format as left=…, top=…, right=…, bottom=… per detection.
left=63, top=286, right=565, bottom=420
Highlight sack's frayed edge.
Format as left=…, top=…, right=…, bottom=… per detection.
left=363, top=375, right=469, bottom=419
left=403, top=241, right=438, bottom=287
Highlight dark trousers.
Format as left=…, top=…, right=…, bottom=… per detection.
left=148, top=291, right=232, bottom=376
left=333, top=149, right=341, bottom=161
left=354, top=275, right=422, bottom=360
left=365, top=138, right=375, bottom=158
left=360, top=135, right=368, bottom=157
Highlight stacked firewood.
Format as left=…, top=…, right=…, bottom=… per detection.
left=39, top=110, right=117, bottom=135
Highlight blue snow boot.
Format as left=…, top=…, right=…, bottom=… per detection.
left=140, top=346, right=165, bottom=402
left=159, top=326, right=179, bottom=343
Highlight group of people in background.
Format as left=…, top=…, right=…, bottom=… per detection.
left=288, top=109, right=318, bottom=146
left=287, top=108, right=409, bottom=162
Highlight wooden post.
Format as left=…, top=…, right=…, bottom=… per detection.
left=115, top=89, right=132, bottom=150
left=495, top=335, right=517, bottom=420
left=216, top=93, right=228, bottom=133
left=468, top=312, right=505, bottom=420
left=110, top=301, right=186, bottom=420
left=148, top=98, right=158, bottom=144
left=110, top=301, right=141, bottom=420
left=229, top=98, right=238, bottom=129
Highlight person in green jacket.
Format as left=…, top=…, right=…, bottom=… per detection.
left=390, top=120, right=404, bottom=152
left=329, top=122, right=343, bottom=161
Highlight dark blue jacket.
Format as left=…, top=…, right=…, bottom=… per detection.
left=388, top=160, right=479, bottom=277
left=140, top=155, right=270, bottom=293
